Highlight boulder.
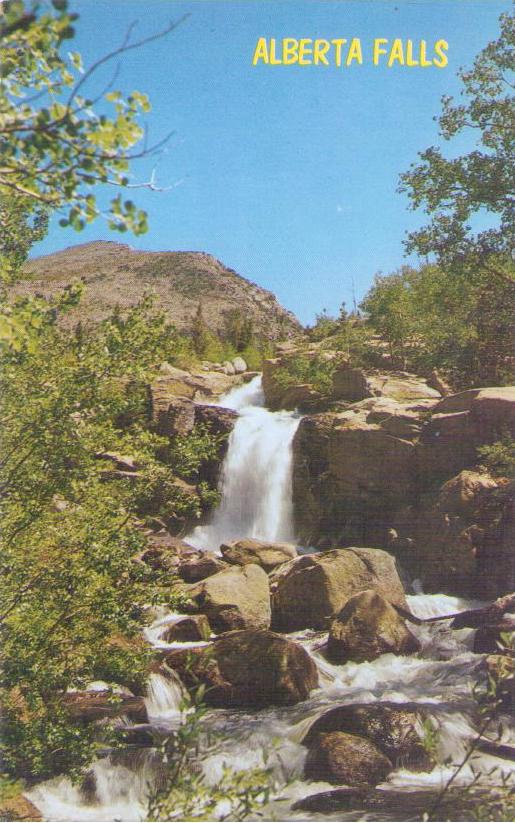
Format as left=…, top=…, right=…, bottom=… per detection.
left=161, top=614, right=212, bottom=643
left=220, top=538, right=297, bottom=572
left=470, top=387, right=515, bottom=442
left=302, top=702, right=432, bottom=771
left=437, top=470, right=498, bottom=518
left=327, top=589, right=421, bottom=664
left=194, top=404, right=238, bottom=438
left=280, top=384, right=324, bottom=411
left=304, top=731, right=392, bottom=786
left=223, top=360, right=236, bottom=376
left=0, top=795, right=42, bottom=821
left=177, top=551, right=228, bottom=583
left=332, top=367, right=440, bottom=404
left=188, top=563, right=271, bottom=632
left=232, top=357, right=247, bottom=374
left=271, top=548, right=407, bottom=632
left=153, top=396, right=196, bottom=438
left=150, top=367, right=238, bottom=409
left=136, top=532, right=196, bottom=572
left=63, top=691, right=147, bottom=724
left=165, top=629, right=318, bottom=707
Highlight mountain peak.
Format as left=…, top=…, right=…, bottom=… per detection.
left=19, top=242, right=301, bottom=340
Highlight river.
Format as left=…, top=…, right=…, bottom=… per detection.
left=27, top=376, right=515, bottom=821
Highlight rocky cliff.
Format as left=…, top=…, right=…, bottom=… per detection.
left=289, top=365, right=515, bottom=598
left=17, top=241, right=301, bottom=340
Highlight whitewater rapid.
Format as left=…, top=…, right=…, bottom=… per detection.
left=26, top=376, right=515, bottom=822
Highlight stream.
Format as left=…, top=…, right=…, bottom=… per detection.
left=27, top=376, right=515, bottom=821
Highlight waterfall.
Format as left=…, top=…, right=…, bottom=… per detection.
left=187, top=375, right=301, bottom=552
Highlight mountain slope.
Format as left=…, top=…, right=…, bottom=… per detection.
left=18, top=241, right=301, bottom=339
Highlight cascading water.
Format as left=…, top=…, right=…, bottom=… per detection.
left=26, top=376, right=515, bottom=822
left=188, top=375, right=300, bottom=551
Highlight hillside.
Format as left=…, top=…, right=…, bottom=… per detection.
left=17, top=241, right=301, bottom=340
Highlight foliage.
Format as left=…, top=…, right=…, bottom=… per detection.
left=360, top=262, right=515, bottom=387
left=400, top=10, right=514, bottom=284
left=0, top=295, right=219, bottom=779
left=0, top=0, right=184, bottom=236
left=223, top=308, right=254, bottom=352
left=274, top=351, right=337, bottom=395
left=306, top=309, right=341, bottom=342
left=478, top=434, right=515, bottom=479
left=147, top=690, right=272, bottom=822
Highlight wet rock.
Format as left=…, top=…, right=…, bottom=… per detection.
left=188, top=563, right=271, bottom=631
left=119, top=724, right=159, bottom=747
left=177, top=551, right=228, bottom=583
left=160, top=614, right=212, bottom=643
left=220, top=538, right=297, bottom=573
left=327, top=589, right=421, bottom=664
left=304, top=731, right=392, bottom=786
left=165, top=628, right=318, bottom=707
left=271, top=547, right=407, bottom=632
left=63, top=691, right=148, bottom=724
left=302, top=702, right=432, bottom=771
left=292, top=786, right=488, bottom=818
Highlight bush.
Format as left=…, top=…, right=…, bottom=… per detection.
left=478, top=434, right=515, bottom=479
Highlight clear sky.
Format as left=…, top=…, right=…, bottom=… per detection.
left=31, top=0, right=509, bottom=325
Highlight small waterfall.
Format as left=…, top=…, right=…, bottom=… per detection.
left=144, top=671, right=187, bottom=723
left=188, top=375, right=301, bottom=551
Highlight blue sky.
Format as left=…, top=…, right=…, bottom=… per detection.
left=32, top=0, right=509, bottom=325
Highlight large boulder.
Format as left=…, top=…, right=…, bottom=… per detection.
left=304, top=731, right=392, bottom=786
left=327, top=589, right=421, bottom=664
left=165, top=629, right=318, bottom=707
left=232, top=356, right=247, bottom=374
left=271, top=548, right=406, bottom=632
left=188, top=563, right=271, bottom=632
left=177, top=551, right=228, bottom=583
left=220, top=538, right=297, bottom=573
left=331, top=367, right=441, bottom=404
left=161, top=614, right=212, bottom=643
left=437, top=470, right=498, bottom=518
left=303, top=702, right=432, bottom=771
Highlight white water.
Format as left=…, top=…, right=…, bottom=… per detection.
left=26, top=377, right=515, bottom=821
left=188, top=376, right=300, bottom=551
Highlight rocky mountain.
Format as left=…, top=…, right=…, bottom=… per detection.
left=17, top=241, right=301, bottom=339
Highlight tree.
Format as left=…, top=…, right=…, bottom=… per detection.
left=360, top=263, right=515, bottom=387
left=0, top=0, right=185, bottom=239
left=399, top=10, right=514, bottom=283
